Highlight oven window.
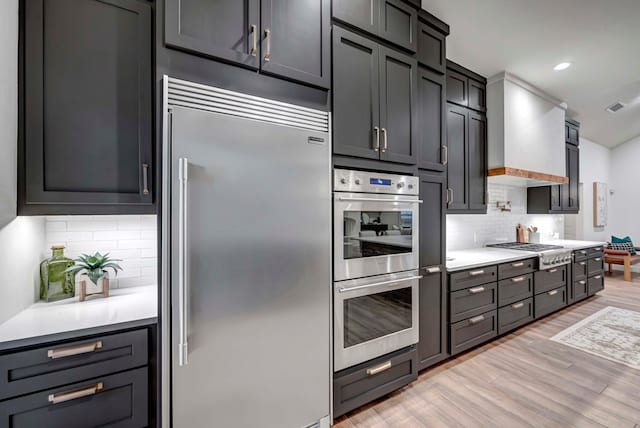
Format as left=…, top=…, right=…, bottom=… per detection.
left=343, top=287, right=413, bottom=348
left=343, top=210, right=413, bottom=259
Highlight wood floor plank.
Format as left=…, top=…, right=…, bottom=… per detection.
left=334, top=274, right=640, bottom=428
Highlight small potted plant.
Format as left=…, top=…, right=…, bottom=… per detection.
left=65, top=252, right=123, bottom=301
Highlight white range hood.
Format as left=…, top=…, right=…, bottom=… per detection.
left=486, top=72, right=568, bottom=187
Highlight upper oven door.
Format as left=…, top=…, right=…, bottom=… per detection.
left=334, top=193, right=421, bottom=281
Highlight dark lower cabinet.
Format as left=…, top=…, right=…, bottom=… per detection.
left=0, top=368, right=148, bottom=428
left=498, top=298, right=534, bottom=335
left=588, top=275, right=604, bottom=295
left=450, top=310, right=498, bottom=355
left=417, top=271, right=448, bottom=370
left=165, top=0, right=330, bottom=88
left=572, top=279, right=589, bottom=302
left=21, top=0, right=153, bottom=214
left=534, top=286, right=568, bottom=319
left=450, top=282, right=497, bottom=323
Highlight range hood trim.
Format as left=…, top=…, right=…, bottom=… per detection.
left=488, top=167, right=568, bottom=187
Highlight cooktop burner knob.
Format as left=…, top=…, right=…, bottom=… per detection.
left=354, top=179, right=361, bottom=185
left=397, top=182, right=405, bottom=189
left=340, top=178, right=347, bottom=185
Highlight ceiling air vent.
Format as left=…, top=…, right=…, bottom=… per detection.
left=606, top=101, right=626, bottom=113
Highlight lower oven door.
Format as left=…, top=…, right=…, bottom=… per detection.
left=334, top=270, right=421, bottom=372
left=334, top=192, right=420, bottom=281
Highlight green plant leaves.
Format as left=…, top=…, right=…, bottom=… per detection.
left=64, top=252, right=123, bottom=285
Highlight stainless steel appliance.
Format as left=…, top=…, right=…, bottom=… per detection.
left=333, top=270, right=420, bottom=371
left=486, top=242, right=573, bottom=268
left=161, top=77, right=331, bottom=428
left=333, top=169, right=421, bottom=281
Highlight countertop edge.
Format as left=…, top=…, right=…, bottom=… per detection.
left=446, top=253, right=534, bottom=273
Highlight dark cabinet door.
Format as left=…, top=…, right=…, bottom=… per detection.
left=332, top=27, right=381, bottom=160
left=446, top=104, right=468, bottom=210
left=418, top=271, right=448, bottom=370
left=379, top=47, right=418, bottom=164
left=468, top=112, right=487, bottom=212
left=417, top=68, right=446, bottom=172
left=332, top=0, right=379, bottom=36
left=566, top=144, right=580, bottom=211
left=379, top=0, right=418, bottom=52
left=446, top=69, right=467, bottom=107
left=22, top=0, right=153, bottom=214
left=165, top=0, right=260, bottom=69
left=417, top=21, right=446, bottom=73
left=468, top=79, right=486, bottom=112
left=419, top=174, right=445, bottom=268
left=567, top=123, right=580, bottom=146
left=550, top=185, right=562, bottom=212
left=260, top=0, right=330, bottom=88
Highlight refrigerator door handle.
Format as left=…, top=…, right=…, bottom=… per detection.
left=178, top=157, right=189, bottom=366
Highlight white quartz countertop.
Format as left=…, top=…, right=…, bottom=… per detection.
left=0, top=285, right=157, bottom=346
left=446, top=248, right=535, bottom=272
left=540, top=239, right=607, bottom=250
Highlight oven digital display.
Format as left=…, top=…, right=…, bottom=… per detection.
left=370, top=178, right=391, bottom=186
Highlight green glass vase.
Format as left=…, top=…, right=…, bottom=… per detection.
left=40, top=245, right=76, bottom=302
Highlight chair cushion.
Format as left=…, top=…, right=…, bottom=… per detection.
left=611, top=236, right=637, bottom=254
left=607, top=241, right=636, bottom=254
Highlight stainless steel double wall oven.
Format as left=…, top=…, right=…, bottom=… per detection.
left=333, top=169, right=421, bottom=371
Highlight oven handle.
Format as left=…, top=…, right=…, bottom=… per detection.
left=338, top=275, right=423, bottom=294
left=338, top=197, right=423, bottom=204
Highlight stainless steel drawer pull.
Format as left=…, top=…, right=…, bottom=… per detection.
left=48, top=341, right=103, bottom=359
left=48, top=382, right=103, bottom=405
left=548, top=268, right=558, bottom=273
left=594, top=275, right=602, bottom=280
left=579, top=262, right=587, bottom=266
left=511, top=262, right=525, bottom=268
left=142, top=163, right=150, bottom=195
left=250, top=24, right=257, bottom=56
left=374, top=126, right=380, bottom=152
left=548, top=290, right=559, bottom=296
left=511, top=276, right=525, bottom=283
left=580, top=251, right=587, bottom=255
left=441, top=145, right=448, bottom=165
left=469, top=315, right=485, bottom=325
left=468, top=270, right=485, bottom=276
left=426, top=266, right=441, bottom=274
left=366, top=361, right=392, bottom=376
left=263, top=29, right=271, bottom=62
left=594, top=258, right=602, bottom=262
left=595, top=247, right=602, bottom=251
left=468, top=286, right=485, bottom=294
left=579, top=280, right=586, bottom=285
left=512, top=302, right=525, bottom=309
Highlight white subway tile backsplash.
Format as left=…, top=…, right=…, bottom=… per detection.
left=45, top=215, right=157, bottom=289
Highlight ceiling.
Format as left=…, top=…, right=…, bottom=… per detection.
left=422, top=0, right=640, bottom=148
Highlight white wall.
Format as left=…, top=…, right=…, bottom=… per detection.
left=0, top=0, right=46, bottom=325
left=447, top=183, right=564, bottom=251
left=610, top=134, right=640, bottom=246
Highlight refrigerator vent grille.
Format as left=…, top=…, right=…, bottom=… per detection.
left=166, top=77, right=329, bottom=132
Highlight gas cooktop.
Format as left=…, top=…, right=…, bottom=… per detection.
left=486, top=242, right=564, bottom=252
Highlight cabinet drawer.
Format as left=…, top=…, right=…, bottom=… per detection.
left=449, top=266, right=497, bottom=292
left=450, top=310, right=497, bottom=356
left=0, top=367, right=148, bottom=428
left=498, top=258, right=536, bottom=280
left=333, top=346, right=417, bottom=418
left=534, top=286, right=567, bottom=319
left=574, top=249, right=589, bottom=262
left=498, top=298, right=534, bottom=335
left=498, top=273, right=533, bottom=307
left=0, top=329, right=148, bottom=401
left=573, top=279, right=589, bottom=302
left=588, top=275, right=604, bottom=295
left=588, top=246, right=605, bottom=258
left=588, top=257, right=604, bottom=277
left=450, top=282, right=497, bottom=323
left=573, top=260, right=588, bottom=281
left=534, top=265, right=567, bottom=295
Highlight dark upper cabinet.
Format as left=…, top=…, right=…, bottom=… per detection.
left=561, top=144, right=580, bottom=212
left=21, top=0, right=153, bottom=215
left=468, top=79, right=487, bottom=112
left=417, top=68, right=446, bottom=172
left=566, top=119, right=580, bottom=146
left=332, top=27, right=417, bottom=165
left=418, top=173, right=448, bottom=370
left=165, top=0, right=330, bottom=88
left=446, top=62, right=486, bottom=112
left=165, top=0, right=261, bottom=69
left=379, top=47, right=418, bottom=164
left=446, top=69, right=467, bottom=107
left=332, top=27, right=380, bottom=160
left=446, top=104, right=468, bottom=211
left=468, top=112, right=487, bottom=211
left=332, top=0, right=417, bottom=52
left=417, top=21, right=446, bottom=74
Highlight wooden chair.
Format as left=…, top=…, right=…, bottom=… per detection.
left=604, top=247, right=640, bottom=281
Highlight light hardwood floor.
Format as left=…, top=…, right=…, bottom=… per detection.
left=334, top=272, right=640, bottom=428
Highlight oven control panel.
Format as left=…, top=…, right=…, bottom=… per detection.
left=334, top=169, right=419, bottom=195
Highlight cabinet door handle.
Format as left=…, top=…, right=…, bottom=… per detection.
left=442, top=145, right=448, bottom=165
left=580, top=251, right=587, bottom=255
left=594, top=247, right=602, bottom=251
left=468, top=269, right=485, bottom=276
left=250, top=24, right=257, bottom=56
left=381, top=128, right=388, bottom=153
left=511, top=276, right=525, bottom=283
left=511, top=302, right=525, bottom=309
left=579, top=280, right=586, bottom=285
left=548, top=290, right=559, bottom=296
left=425, top=266, right=441, bottom=274
left=264, top=29, right=271, bottom=62
left=469, top=315, right=485, bottom=325
left=178, top=158, right=190, bottom=366
left=468, top=286, right=485, bottom=294
left=366, top=360, right=392, bottom=376
left=548, top=268, right=558, bottom=273
left=48, top=341, right=103, bottom=359
left=142, top=163, right=150, bottom=195
left=594, top=275, right=602, bottom=280
left=447, top=188, right=454, bottom=206
left=49, top=382, right=104, bottom=405
left=511, top=262, right=525, bottom=268
left=579, top=262, right=586, bottom=266
left=373, top=126, right=380, bottom=152
left=594, top=258, right=602, bottom=262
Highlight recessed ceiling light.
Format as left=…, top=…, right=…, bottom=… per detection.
left=554, top=62, right=572, bottom=71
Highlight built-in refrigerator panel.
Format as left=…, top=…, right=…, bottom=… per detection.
left=162, top=77, right=331, bottom=428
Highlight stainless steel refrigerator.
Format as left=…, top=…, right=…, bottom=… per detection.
left=161, top=77, right=331, bottom=428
